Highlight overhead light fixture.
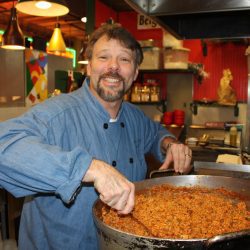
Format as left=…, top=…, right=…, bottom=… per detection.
left=47, top=23, right=66, bottom=53
left=81, top=17, right=87, bottom=23
left=15, top=0, right=69, bottom=17
left=1, top=7, right=25, bottom=50
left=78, top=35, right=89, bottom=65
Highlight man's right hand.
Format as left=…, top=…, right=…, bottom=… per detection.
left=83, top=159, right=135, bottom=214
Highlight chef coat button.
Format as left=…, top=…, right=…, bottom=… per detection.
left=120, top=122, right=125, bottom=128
left=112, top=161, right=117, bottom=167
left=129, top=158, right=133, bottom=163
left=103, top=123, right=108, bottom=129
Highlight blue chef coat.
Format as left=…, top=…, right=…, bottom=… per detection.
left=0, top=78, right=174, bottom=250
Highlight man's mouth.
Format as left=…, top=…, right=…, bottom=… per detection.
left=103, top=77, right=120, bottom=83
left=100, top=72, right=124, bottom=85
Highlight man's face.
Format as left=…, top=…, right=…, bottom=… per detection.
left=87, top=35, right=139, bottom=102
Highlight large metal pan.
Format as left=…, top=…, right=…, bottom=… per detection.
left=93, top=175, right=250, bottom=250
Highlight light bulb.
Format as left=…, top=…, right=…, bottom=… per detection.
left=35, top=1, right=52, bottom=10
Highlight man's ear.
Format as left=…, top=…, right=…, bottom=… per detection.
left=86, top=62, right=91, bottom=76
left=133, top=67, right=139, bottom=81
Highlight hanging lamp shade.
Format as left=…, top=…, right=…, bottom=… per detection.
left=1, top=7, right=25, bottom=50
left=15, top=0, right=69, bottom=17
left=47, top=23, right=66, bottom=53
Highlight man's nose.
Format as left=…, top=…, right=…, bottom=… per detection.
left=108, top=58, right=120, bottom=71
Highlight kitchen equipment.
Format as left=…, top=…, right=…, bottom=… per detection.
left=164, top=47, right=190, bottom=69
left=186, top=137, right=198, bottom=146
left=140, top=47, right=162, bottom=70
left=138, top=39, right=155, bottom=47
left=199, top=134, right=210, bottom=146
left=173, top=109, right=185, bottom=126
left=93, top=175, right=250, bottom=250
left=193, top=161, right=250, bottom=179
left=230, top=126, right=238, bottom=146
left=163, top=111, right=173, bottom=125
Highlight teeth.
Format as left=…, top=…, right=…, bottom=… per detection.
left=105, top=78, right=119, bottom=83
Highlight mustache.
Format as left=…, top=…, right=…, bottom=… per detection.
left=100, top=72, right=125, bottom=82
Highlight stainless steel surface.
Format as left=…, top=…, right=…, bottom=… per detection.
left=246, top=55, right=250, bottom=153
left=125, top=0, right=250, bottom=39
left=194, top=161, right=250, bottom=173
left=193, top=161, right=250, bottom=179
left=93, top=175, right=250, bottom=249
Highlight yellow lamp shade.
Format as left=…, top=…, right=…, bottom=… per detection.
left=47, top=23, right=66, bottom=52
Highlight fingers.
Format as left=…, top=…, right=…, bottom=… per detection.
left=91, top=159, right=135, bottom=214
left=115, top=184, right=135, bottom=214
left=99, top=183, right=135, bottom=214
left=161, top=143, right=192, bottom=174
left=159, top=153, right=172, bottom=170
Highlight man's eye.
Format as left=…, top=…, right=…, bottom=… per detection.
left=121, top=58, right=130, bottom=62
left=98, top=56, right=107, bottom=60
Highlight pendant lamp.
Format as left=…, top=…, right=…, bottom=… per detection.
left=78, top=35, right=89, bottom=65
left=47, top=23, right=66, bottom=53
left=1, top=7, right=25, bottom=50
left=15, top=0, right=69, bottom=17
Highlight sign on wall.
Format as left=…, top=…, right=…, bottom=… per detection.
left=137, top=14, right=160, bottom=30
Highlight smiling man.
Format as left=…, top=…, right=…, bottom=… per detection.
left=0, top=24, right=192, bottom=249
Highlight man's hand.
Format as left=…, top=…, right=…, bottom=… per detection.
left=160, top=138, right=192, bottom=174
left=83, top=159, right=135, bottom=214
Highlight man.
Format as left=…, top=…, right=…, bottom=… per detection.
left=0, top=24, right=192, bottom=249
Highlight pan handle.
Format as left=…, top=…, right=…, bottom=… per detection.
left=205, top=229, right=250, bottom=248
left=149, top=169, right=178, bottom=179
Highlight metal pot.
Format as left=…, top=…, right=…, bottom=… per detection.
left=93, top=175, right=250, bottom=250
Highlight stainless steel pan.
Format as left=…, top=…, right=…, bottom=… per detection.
left=93, top=175, right=250, bottom=250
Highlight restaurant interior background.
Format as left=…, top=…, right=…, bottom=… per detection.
left=0, top=0, right=250, bottom=157
left=1, top=0, right=250, bottom=245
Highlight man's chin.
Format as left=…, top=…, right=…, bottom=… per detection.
left=100, top=91, right=123, bottom=102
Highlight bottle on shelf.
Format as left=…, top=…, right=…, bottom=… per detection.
left=150, top=80, right=161, bottom=102
left=229, top=126, right=237, bottom=147
left=141, top=82, right=150, bottom=102
left=131, top=83, right=142, bottom=102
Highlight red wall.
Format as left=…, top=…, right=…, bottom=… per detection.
left=95, top=1, right=248, bottom=102
left=95, top=0, right=117, bottom=28
left=185, top=40, right=248, bottom=102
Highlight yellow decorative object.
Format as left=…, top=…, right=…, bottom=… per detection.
left=47, top=23, right=66, bottom=53
left=217, top=69, right=237, bottom=105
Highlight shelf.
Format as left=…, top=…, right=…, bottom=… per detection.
left=131, top=101, right=163, bottom=105
left=139, top=69, right=193, bottom=74
left=190, top=101, right=239, bottom=117
left=131, top=100, right=166, bottom=112
left=189, top=125, right=225, bottom=130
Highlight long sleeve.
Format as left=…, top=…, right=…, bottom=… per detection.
left=0, top=100, right=92, bottom=204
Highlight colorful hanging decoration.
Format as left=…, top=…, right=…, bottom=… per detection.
left=25, top=49, right=48, bottom=106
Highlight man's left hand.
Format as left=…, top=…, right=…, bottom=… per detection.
left=160, top=140, right=192, bottom=174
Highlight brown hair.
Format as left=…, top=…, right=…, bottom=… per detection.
left=85, top=23, right=143, bottom=66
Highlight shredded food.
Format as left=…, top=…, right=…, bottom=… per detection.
left=101, top=184, right=250, bottom=239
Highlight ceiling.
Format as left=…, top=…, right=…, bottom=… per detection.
left=0, top=0, right=133, bottom=46
left=124, top=0, right=250, bottom=40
